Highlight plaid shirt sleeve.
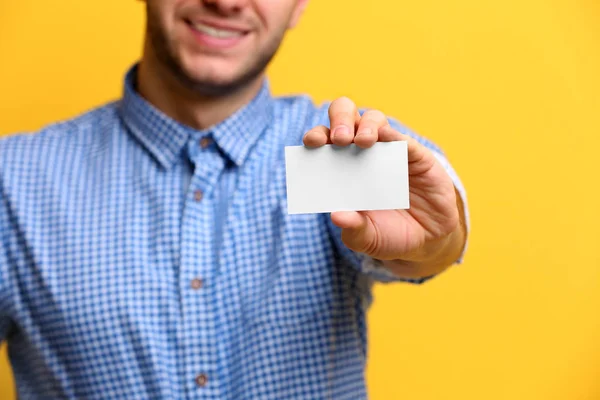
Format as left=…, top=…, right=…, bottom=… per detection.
left=0, top=234, right=10, bottom=343
left=0, top=153, right=13, bottom=342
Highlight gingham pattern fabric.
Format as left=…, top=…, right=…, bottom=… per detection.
left=0, top=66, right=468, bottom=400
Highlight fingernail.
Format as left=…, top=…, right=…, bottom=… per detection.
left=332, top=125, right=350, bottom=141
left=357, top=128, right=372, bottom=137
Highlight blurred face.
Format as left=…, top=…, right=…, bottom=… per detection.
left=144, top=0, right=307, bottom=96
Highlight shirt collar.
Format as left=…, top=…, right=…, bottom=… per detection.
left=118, top=64, right=273, bottom=169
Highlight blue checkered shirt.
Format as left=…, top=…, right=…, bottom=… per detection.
left=0, top=66, right=467, bottom=399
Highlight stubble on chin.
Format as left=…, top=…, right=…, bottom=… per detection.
left=145, top=7, right=286, bottom=97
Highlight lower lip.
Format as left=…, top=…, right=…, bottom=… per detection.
left=187, top=23, right=246, bottom=50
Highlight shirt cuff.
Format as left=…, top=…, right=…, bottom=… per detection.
left=360, top=256, right=435, bottom=284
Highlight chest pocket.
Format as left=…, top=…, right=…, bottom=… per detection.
left=230, top=200, right=335, bottom=328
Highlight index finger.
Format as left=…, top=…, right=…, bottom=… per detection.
left=328, top=97, right=360, bottom=146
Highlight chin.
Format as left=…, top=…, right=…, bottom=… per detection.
left=181, top=61, right=238, bottom=82
left=192, top=71, right=237, bottom=86
left=182, top=56, right=233, bottom=77
left=171, top=52, right=262, bottom=96
left=178, top=71, right=246, bottom=96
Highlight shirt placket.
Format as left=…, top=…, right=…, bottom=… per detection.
left=180, top=135, right=225, bottom=399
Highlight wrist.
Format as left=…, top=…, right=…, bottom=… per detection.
left=381, top=223, right=466, bottom=279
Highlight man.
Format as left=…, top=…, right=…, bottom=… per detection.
left=0, top=0, right=468, bottom=398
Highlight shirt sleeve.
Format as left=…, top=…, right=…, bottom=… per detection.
left=326, top=113, right=470, bottom=284
left=0, top=154, right=14, bottom=342
left=0, top=231, right=11, bottom=343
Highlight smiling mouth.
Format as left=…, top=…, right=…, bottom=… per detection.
left=187, top=21, right=247, bottom=39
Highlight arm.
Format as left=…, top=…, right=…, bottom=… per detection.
left=0, top=202, right=11, bottom=343
left=0, top=152, right=14, bottom=342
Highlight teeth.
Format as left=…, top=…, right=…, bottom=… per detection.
left=191, top=22, right=243, bottom=39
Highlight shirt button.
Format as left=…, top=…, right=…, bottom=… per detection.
left=194, top=190, right=203, bottom=202
left=191, top=278, right=203, bottom=290
left=195, top=374, right=208, bottom=387
left=199, top=137, right=212, bottom=149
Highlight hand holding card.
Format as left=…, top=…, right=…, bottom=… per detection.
left=289, top=97, right=466, bottom=279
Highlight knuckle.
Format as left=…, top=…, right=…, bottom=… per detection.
left=332, top=111, right=355, bottom=125
left=361, top=109, right=387, bottom=123
left=330, top=111, right=354, bottom=129
left=336, top=96, right=354, bottom=105
left=330, top=96, right=356, bottom=112
left=307, top=125, right=325, bottom=135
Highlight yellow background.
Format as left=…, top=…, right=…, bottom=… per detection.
left=1, top=0, right=599, bottom=398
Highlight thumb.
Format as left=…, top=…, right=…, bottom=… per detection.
left=331, top=211, right=377, bottom=254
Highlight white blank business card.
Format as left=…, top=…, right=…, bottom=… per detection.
left=285, top=142, right=409, bottom=214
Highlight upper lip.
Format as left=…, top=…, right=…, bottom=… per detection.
left=186, top=18, right=251, bottom=33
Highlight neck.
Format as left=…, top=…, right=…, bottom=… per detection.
left=136, top=49, right=264, bottom=131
